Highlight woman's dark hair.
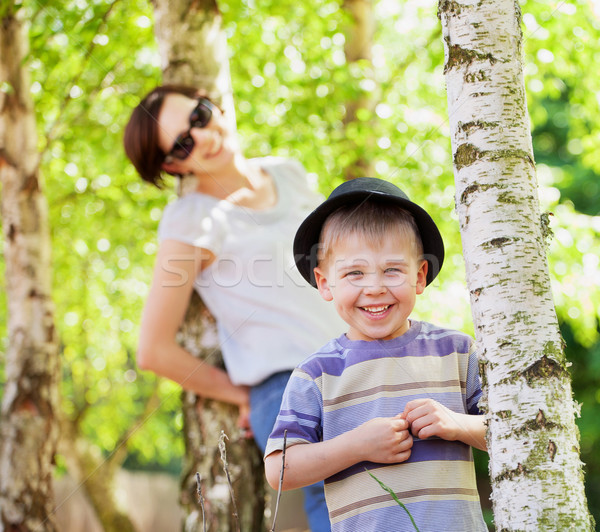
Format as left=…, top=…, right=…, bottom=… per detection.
left=123, top=85, right=199, bottom=188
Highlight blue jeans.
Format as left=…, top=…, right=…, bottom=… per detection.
left=250, top=371, right=331, bottom=532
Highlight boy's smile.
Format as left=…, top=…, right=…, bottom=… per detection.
left=313, top=232, right=428, bottom=342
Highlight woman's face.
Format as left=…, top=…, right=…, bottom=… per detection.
left=157, top=94, right=236, bottom=176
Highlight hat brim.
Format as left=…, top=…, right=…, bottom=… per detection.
left=293, top=187, right=445, bottom=288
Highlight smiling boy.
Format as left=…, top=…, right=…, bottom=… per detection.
left=264, top=178, right=488, bottom=531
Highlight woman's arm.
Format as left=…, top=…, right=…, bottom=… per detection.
left=403, top=398, right=487, bottom=451
left=137, top=239, right=248, bottom=407
left=264, top=415, right=413, bottom=491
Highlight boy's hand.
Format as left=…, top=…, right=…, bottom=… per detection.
left=352, top=415, right=413, bottom=464
left=403, top=398, right=460, bottom=441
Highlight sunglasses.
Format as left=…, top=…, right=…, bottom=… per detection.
left=164, top=98, right=216, bottom=162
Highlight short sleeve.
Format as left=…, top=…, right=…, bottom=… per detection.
left=264, top=367, right=324, bottom=457
left=157, top=194, right=228, bottom=255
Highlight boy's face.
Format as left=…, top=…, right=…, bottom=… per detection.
left=313, top=232, right=427, bottom=342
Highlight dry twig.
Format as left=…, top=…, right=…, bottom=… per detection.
left=195, top=472, right=207, bottom=532
left=218, top=431, right=240, bottom=532
left=270, top=429, right=288, bottom=532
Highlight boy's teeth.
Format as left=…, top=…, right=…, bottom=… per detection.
left=363, top=305, right=389, bottom=312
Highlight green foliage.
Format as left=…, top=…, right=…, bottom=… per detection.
left=13, top=0, right=183, bottom=470
left=0, top=2, right=598, bottom=521
left=562, top=321, right=600, bottom=521
left=522, top=0, right=600, bottom=217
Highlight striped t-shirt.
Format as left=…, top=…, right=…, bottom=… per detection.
left=265, top=321, right=487, bottom=532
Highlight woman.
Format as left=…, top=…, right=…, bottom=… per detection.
left=124, top=85, right=344, bottom=532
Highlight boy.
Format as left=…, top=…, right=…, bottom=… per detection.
left=264, top=178, right=488, bottom=531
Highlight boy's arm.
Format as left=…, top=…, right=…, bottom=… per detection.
left=264, top=415, right=413, bottom=491
left=403, top=399, right=487, bottom=451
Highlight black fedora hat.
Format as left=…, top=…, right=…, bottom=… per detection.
left=293, top=177, right=445, bottom=287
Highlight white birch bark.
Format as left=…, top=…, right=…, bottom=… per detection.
left=439, top=0, right=593, bottom=529
left=0, top=5, right=60, bottom=531
left=150, top=1, right=266, bottom=530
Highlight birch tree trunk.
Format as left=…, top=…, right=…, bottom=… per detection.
left=0, top=4, right=60, bottom=531
left=151, top=1, right=265, bottom=530
left=342, top=0, right=375, bottom=179
left=439, top=1, right=593, bottom=529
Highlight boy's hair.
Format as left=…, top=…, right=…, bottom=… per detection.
left=318, top=200, right=424, bottom=266
left=293, top=177, right=445, bottom=287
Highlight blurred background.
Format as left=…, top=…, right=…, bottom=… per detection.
left=0, top=0, right=598, bottom=529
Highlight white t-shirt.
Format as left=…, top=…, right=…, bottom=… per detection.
left=158, top=157, right=346, bottom=385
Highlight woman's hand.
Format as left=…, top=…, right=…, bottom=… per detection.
left=237, top=395, right=254, bottom=439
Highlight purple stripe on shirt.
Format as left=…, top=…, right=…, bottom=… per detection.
left=301, top=326, right=473, bottom=379
left=325, top=438, right=472, bottom=484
